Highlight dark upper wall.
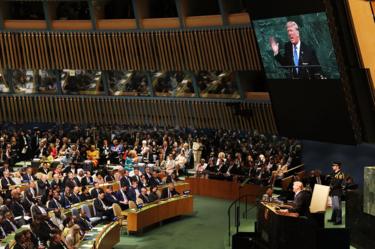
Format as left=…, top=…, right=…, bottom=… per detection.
left=302, top=140, right=375, bottom=186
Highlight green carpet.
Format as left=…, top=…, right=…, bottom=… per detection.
left=115, top=196, right=232, bottom=249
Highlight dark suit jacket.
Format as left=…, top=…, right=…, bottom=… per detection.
left=81, top=176, right=94, bottom=186
left=34, top=220, right=52, bottom=243
left=275, top=41, right=321, bottom=79
left=115, top=190, right=129, bottom=202
left=38, top=167, right=50, bottom=175
left=47, top=198, right=62, bottom=209
left=93, top=198, right=107, bottom=217
left=1, top=177, right=15, bottom=189
left=139, top=194, right=150, bottom=204
left=69, top=193, right=81, bottom=204
left=0, top=225, right=6, bottom=238
left=64, top=178, right=79, bottom=189
left=149, top=177, right=162, bottom=186
left=79, top=193, right=92, bottom=202
left=127, top=187, right=139, bottom=202
left=22, top=173, right=36, bottom=183
left=31, top=204, right=48, bottom=218
left=60, top=193, right=71, bottom=208
left=148, top=192, right=159, bottom=202
left=104, top=193, right=118, bottom=206
left=10, top=200, right=25, bottom=217
left=77, top=216, right=92, bottom=231
left=1, top=219, right=19, bottom=234
left=288, top=190, right=312, bottom=217
left=120, top=176, right=131, bottom=188
left=51, top=179, right=64, bottom=190
left=161, top=188, right=180, bottom=199
left=34, top=146, right=49, bottom=158
left=90, top=188, right=101, bottom=199
left=144, top=173, right=152, bottom=183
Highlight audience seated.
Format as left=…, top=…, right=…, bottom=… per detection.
left=0, top=124, right=307, bottom=247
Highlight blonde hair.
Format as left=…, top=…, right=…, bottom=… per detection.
left=285, top=21, right=299, bottom=30
left=285, top=21, right=300, bottom=37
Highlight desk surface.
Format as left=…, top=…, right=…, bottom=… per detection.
left=126, top=195, right=193, bottom=232
left=261, top=201, right=299, bottom=218
left=79, top=221, right=120, bottom=249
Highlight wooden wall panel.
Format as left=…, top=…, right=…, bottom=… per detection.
left=0, top=96, right=276, bottom=134
left=0, top=28, right=261, bottom=71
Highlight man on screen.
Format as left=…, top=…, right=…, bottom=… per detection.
left=269, top=21, right=322, bottom=79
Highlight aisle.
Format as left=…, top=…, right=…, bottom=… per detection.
left=115, top=196, right=232, bottom=249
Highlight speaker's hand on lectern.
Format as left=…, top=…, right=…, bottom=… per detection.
left=269, top=37, right=279, bottom=56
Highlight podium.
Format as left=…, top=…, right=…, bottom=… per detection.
left=255, top=202, right=350, bottom=249
left=256, top=202, right=318, bottom=249
left=278, top=65, right=323, bottom=79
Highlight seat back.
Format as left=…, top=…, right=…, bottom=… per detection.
left=72, top=207, right=79, bottom=217
left=82, top=204, right=92, bottom=218
left=112, top=203, right=122, bottom=218
left=128, top=201, right=137, bottom=209
left=136, top=197, right=144, bottom=205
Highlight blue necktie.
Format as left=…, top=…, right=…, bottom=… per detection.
left=293, top=45, right=299, bottom=73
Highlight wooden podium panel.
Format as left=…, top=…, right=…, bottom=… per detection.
left=126, top=195, right=193, bottom=232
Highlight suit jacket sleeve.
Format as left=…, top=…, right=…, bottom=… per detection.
left=160, top=189, right=168, bottom=199
left=94, top=199, right=105, bottom=213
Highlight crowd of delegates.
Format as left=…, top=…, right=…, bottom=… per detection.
left=0, top=125, right=302, bottom=184
left=0, top=125, right=303, bottom=248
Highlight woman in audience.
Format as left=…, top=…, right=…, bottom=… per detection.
left=86, top=145, right=99, bottom=168
left=124, top=150, right=137, bottom=172
left=165, top=154, right=176, bottom=176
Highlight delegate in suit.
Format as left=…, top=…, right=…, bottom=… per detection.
left=270, top=21, right=322, bottom=79
left=287, top=181, right=312, bottom=217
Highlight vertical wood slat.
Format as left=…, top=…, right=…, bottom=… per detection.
left=85, top=98, right=92, bottom=124
left=14, top=34, right=22, bottom=69
left=10, top=96, right=17, bottom=123
left=1, top=97, right=7, bottom=122
left=6, top=34, right=14, bottom=69
left=0, top=34, right=5, bottom=69
left=0, top=96, right=3, bottom=123
left=35, top=33, right=42, bottom=69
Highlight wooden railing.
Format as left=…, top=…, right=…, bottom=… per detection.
left=0, top=96, right=277, bottom=133
left=0, top=27, right=261, bottom=71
